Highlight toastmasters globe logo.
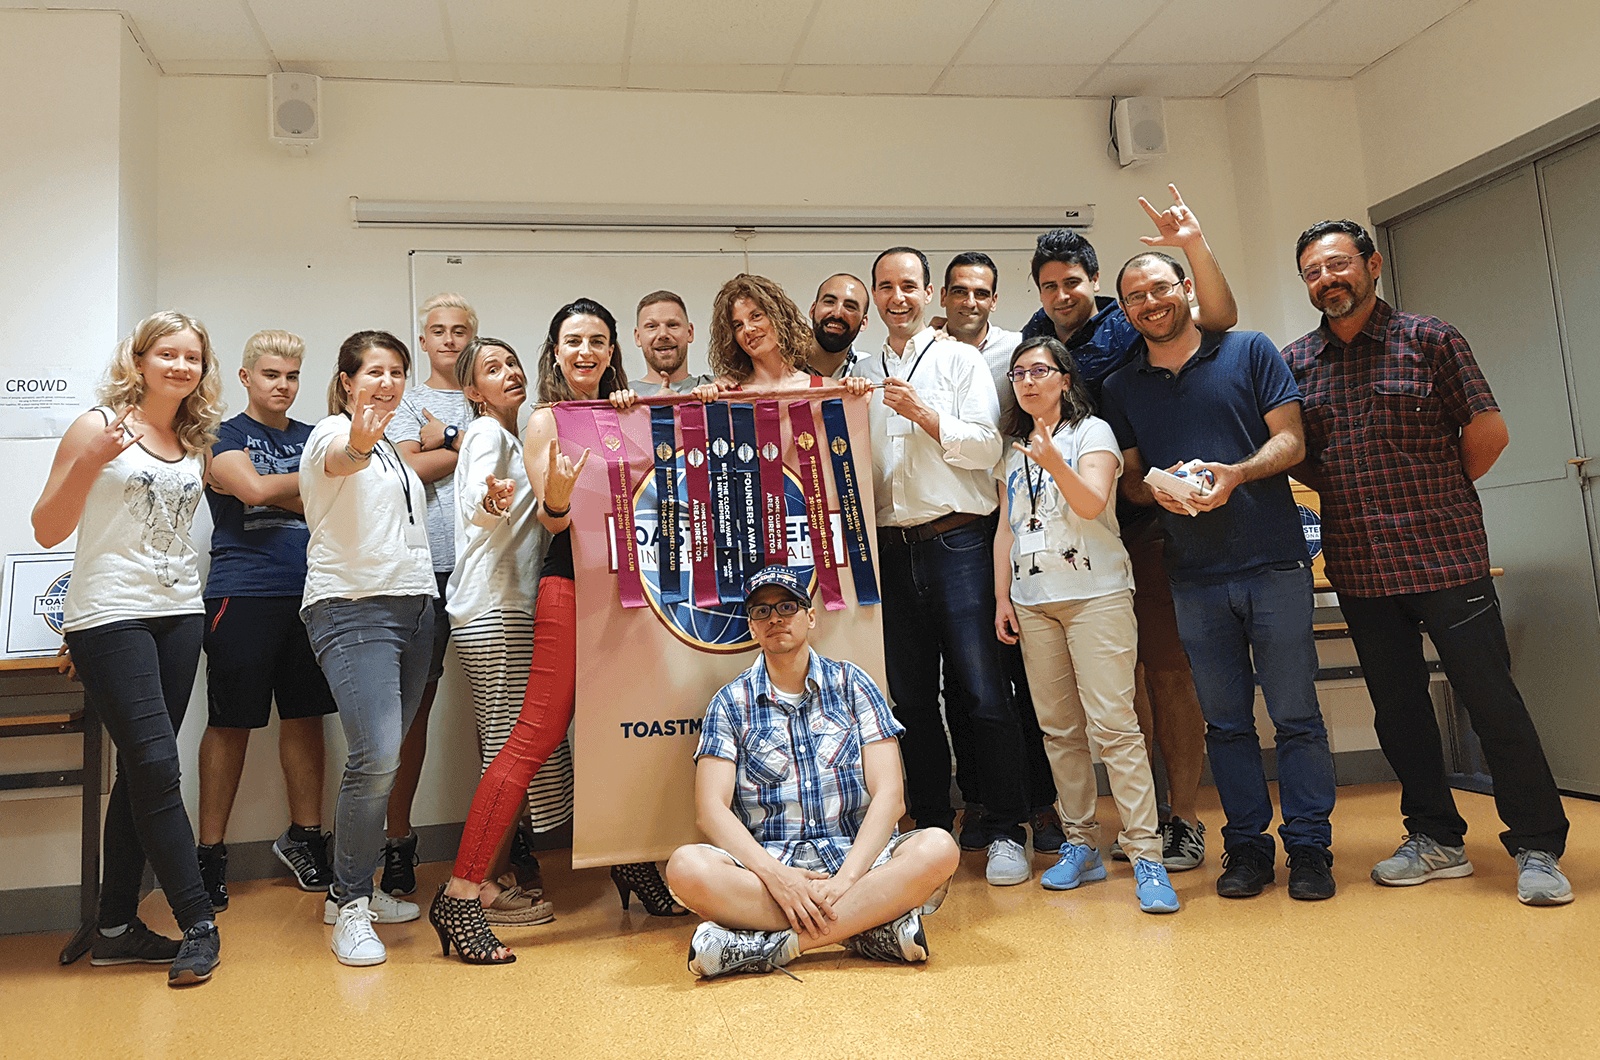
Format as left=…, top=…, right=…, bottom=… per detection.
left=33, top=572, right=71, bottom=634
left=625, top=461, right=819, bottom=654
left=1297, top=504, right=1323, bottom=560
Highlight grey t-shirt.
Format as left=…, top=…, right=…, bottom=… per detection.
left=387, top=379, right=473, bottom=572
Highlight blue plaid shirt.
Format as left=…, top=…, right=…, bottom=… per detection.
left=695, top=650, right=905, bottom=873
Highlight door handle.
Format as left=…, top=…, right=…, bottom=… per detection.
left=1570, top=457, right=1600, bottom=482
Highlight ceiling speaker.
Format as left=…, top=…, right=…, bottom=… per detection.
left=1113, top=96, right=1167, bottom=168
left=269, top=72, right=320, bottom=148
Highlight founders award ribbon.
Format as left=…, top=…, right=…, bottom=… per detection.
left=706, top=403, right=742, bottom=603
left=590, top=407, right=645, bottom=609
left=786, top=400, right=845, bottom=612
left=819, top=398, right=880, bottom=606
left=754, top=401, right=787, bottom=567
left=649, top=405, right=684, bottom=605
left=730, top=405, right=763, bottom=570
left=676, top=402, right=720, bottom=609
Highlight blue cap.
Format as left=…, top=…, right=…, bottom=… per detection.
left=743, top=566, right=811, bottom=608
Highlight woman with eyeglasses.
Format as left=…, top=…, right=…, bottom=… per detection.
left=430, top=298, right=684, bottom=966
left=299, top=330, right=437, bottom=966
left=992, top=335, right=1176, bottom=914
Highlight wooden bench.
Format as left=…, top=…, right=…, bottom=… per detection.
left=0, top=655, right=102, bottom=964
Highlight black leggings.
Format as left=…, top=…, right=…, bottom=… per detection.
left=65, top=615, right=212, bottom=931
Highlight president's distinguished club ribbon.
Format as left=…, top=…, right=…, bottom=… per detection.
left=786, top=400, right=845, bottom=612
left=649, top=405, right=684, bottom=605
left=730, top=405, right=762, bottom=569
left=676, top=402, right=720, bottom=609
left=755, top=401, right=787, bottom=567
left=590, top=407, right=644, bottom=609
left=819, top=398, right=880, bottom=606
left=706, top=403, right=742, bottom=603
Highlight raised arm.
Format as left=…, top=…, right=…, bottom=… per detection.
left=32, top=407, right=141, bottom=548
left=1139, top=184, right=1238, bottom=332
left=523, top=408, right=587, bottom=534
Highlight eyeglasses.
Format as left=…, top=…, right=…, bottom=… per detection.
left=1298, top=254, right=1364, bottom=284
left=1119, top=281, right=1183, bottom=307
left=1006, top=365, right=1064, bottom=382
left=747, top=600, right=804, bottom=622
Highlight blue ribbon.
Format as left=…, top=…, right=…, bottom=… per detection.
left=649, top=405, right=685, bottom=605
left=820, top=398, right=880, bottom=606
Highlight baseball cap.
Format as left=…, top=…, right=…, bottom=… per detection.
left=743, top=566, right=811, bottom=609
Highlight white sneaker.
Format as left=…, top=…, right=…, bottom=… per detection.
left=985, top=838, right=1031, bottom=886
left=330, top=897, right=386, bottom=967
left=325, top=890, right=419, bottom=924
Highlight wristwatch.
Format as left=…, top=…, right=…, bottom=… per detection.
left=442, top=424, right=461, bottom=451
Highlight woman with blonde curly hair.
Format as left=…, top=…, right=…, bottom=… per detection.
left=700, top=274, right=870, bottom=398
left=32, top=310, right=225, bottom=986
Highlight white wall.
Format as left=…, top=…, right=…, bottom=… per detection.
left=0, top=10, right=156, bottom=890
left=1356, top=0, right=1600, bottom=205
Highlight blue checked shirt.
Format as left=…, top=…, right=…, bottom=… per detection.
left=695, top=650, right=905, bottom=873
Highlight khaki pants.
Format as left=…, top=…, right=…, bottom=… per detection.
left=1016, top=590, right=1161, bottom=862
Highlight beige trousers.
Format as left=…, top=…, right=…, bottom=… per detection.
left=1016, top=589, right=1161, bottom=862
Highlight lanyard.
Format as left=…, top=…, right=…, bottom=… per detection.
left=881, top=334, right=934, bottom=385
left=369, top=438, right=415, bottom=525
left=1022, top=420, right=1070, bottom=520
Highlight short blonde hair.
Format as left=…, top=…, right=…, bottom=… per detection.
left=98, top=310, right=224, bottom=457
left=241, top=329, right=305, bottom=370
left=418, top=292, right=479, bottom=336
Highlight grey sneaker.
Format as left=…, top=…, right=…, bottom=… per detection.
left=90, top=917, right=180, bottom=966
left=1515, top=850, right=1574, bottom=906
left=1371, top=834, right=1474, bottom=886
left=1162, top=816, right=1206, bottom=872
left=325, top=890, right=419, bottom=924
left=985, top=838, right=1031, bottom=886
left=686, top=922, right=800, bottom=980
left=273, top=828, right=333, bottom=891
left=844, top=910, right=927, bottom=963
left=167, top=921, right=219, bottom=986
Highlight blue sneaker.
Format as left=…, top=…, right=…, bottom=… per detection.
left=1041, top=842, right=1106, bottom=891
left=1134, top=858, right=1180, bottom=913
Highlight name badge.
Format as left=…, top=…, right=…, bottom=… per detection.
left=1017, top=528, right=1048, bottom=554
left=405, top=514, right=430, bottom=550
left=887, top=414, right=914, bottom=437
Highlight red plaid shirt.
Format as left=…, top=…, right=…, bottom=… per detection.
left=1282, top=299, right=1498, bottom=597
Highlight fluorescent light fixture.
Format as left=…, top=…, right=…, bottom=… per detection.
left=348, top=197, right=1093, bottom=232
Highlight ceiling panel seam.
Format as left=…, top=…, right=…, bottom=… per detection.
left=238, top=0, right=280, bottom=72
left=779, top=0, right=825, bottom=93
left=928, top=0, right=1002, bottom=94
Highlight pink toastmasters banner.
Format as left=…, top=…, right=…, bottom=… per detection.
left=552, top=388, right=885, bottom=868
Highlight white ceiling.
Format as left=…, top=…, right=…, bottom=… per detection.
left=2, top=0, right=1470, bottom=98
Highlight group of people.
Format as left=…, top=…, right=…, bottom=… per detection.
left=32, top=182, right=1574, bottom=988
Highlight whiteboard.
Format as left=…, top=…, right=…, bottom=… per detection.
left=408, top=234, right=1042, bottom=384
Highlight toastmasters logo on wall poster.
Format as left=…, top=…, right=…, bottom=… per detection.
left=2, top=553, right=74, bottom=657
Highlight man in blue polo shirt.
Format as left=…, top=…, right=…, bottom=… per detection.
left=1100, top=251, right=1337, bottom=902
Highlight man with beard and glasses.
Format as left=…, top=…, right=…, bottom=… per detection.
left=1283, top=219, right=1571, bottom=906
left=805, top=273, right=871, bottom=379
left=632, top=290, right=711, bottom=397
left=1100, top=251, right=1338, bottom=903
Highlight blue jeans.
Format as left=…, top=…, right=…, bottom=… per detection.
left=65, top=615, right=212, bottom=932
left=878, top=518, right=1027, bottom=844
left=1169, top=563, right=1335, bottom=855
left=303, top=595, right=434, bottom=900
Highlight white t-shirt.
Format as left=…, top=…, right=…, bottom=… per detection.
left=447, top=416, right=548, bottom=626
left=386, top=380, right=473, bottom=573
left=63, top=408, right=206, bottom=633
left=1000, top=414, right=1133, bottom=606
left=299, top=415, right=437, bottom=611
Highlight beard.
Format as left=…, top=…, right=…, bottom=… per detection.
left=645, top=345, right=686, bottom=375
left=1316, top=283, right=1360, bottom=319
left=812, top=316, right=857, bottom=354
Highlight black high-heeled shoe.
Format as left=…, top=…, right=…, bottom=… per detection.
left=427, top=885, right=516, bottom=965
left=611, top=862, right=689, bottom=917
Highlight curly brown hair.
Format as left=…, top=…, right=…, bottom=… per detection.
left=708, top=274, right=813, bottom=382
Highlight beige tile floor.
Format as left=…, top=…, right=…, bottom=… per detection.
left=3, top=782, right=1597, bottom=1060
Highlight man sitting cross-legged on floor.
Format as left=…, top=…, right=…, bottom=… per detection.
left=666, top=566, right=960, bottom=980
